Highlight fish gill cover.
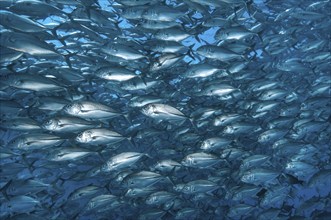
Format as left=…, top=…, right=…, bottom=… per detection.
left=0, top=0, right=330, bottom=219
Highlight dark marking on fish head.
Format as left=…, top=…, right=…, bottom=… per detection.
left=42, top=118, right=58, bottom=131
left=63, top=103, right=81, bottom=115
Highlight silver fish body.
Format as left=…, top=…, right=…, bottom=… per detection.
left=63, top=101, right=120, bottom=119
left=75, top=128, right=126, bottom=145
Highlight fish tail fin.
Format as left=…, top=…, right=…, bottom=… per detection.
left=165, top=176, right=175, bottom=186
left=61, top=50, right=79, bottom=69
left=50, top=182, right=64, bottom=195
left=189, top=118, right=199, bottom=133
left=256, top=31, right=264, bottom=42
left=186, top=44, right=198, bottom=61
left=126, top=136, right=137, bottom=148
left=0, top=179, right=12, bottom=200
left=220, top=149, right=232, bottom=166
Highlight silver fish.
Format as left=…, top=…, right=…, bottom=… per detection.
left=8, top=133, right=65, bottom=150
left=42, top=116, right=98, bottom=133
left=181, top=152, right=222, bottom=168
left=0, top=10, right=46, bottom=32
left=75, top=128, right=126, bottom=146
left=1, top=73, right=65, bottom=92
left=123, top=171, right=166, bottom=188
left=141, top=103, right=189, bottom=124
left=197, top=45, right=245, bottom=61
left=0, top=31, right=59, bottom=56
left=101, top=152, right=146, bottom=172
left=63, top=101, right=121, bottom=119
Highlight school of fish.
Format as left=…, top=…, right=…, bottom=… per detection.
left=0, top=0, right=330, bottom=219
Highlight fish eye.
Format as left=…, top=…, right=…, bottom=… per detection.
left=14, top=79, right=23, bottom=86
left=65, top=104, right=73, bottom=109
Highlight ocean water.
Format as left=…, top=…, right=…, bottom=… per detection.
left=0, top=0, right=330, bottom=219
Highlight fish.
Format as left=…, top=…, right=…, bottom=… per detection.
left=228, top=204, right=255, bottom=219
left=229, top=185, right=262, bottom=202
left=145, top=40, right=187, bottom=54
left=30, top=96, right=71, bottom=112
left=239, top=155, right=271, bottom=172
left=152, top=159, right=182, bottom=173
left=101, top=43, right=146, bottom=60
left=183, top=63, right=222, bottom=78
left=223, top=122, right=262, bottom=135
left=42, top=116, right=98, bottom=133
left=0, top=0, right=330, bottom=219
left=81, top=194, right=123, bottom=215
left=200, top=137, right=232, bottom=151
left=258, top=129, right=287, bottom=143
left=123, top=171, right=167, bottom=188
left=0, top=31, right=59, bottom=57
left=75, top=128, right=127, bottom=146
left=213, top=113, right=244, bottom=126
left=62, top=100, right=121, bottom=119
left=100, top=152, right=147, bottom=172
left=46, top=147, right=97, bottom=162
left=0, top=10, right=47, bottom=33
left=4, top=179, right=58, bottom=196
left=1, top=73, right=66, bottom=92
left=198, top=83, right=239, bottom=97
left=95, top=66, right=137, bottom=81
left=240, top=168, right=280, bottom=187
left=124, top=187, right=157, bottom=198
left=215, top=26, right=258, bottom=41
left=145, top=191, right=176, bottom=206
left=0, top=117, right=41, bottom=131
left=196, top=45, right=246, bottom=62
left=0, top=46, right=24, bottom=63
left=0, top=195, right=42, bottom=217
left=155, top=27, right=191, bottom=42
left=284, top=161, right=319, bottom=182
left=149, top=53, right=184, bottom=72
left=8, top=133, right=65, bottom=150
left=175, top=179, right=219, bottom=194
left=9, top=0, right=66, bottom=18
left=142, top=5, right=185, bottom=22
left=127, top=95, right=164, bottom=108
left=181, top=152, right=223, bottom=168
left=260, top=186, right=290, bottom=209
left=141, top=103, right=190, bottom=125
